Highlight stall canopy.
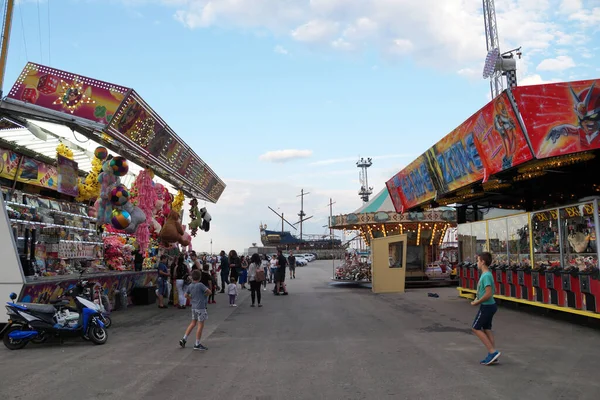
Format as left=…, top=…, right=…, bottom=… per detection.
left=1, top=62, right=225, bottom=202
left=386, top=78, right=600, bottom=212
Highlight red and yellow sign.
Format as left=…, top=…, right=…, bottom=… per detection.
left=512, top=79, right=600, bottom=159
left=0, top=148, right=21, bottom=180
left=16, top=156, right=58, bottom=190
left=387, top=93, right=533, bottom=212
left=7, top=63, right=130, bottom=126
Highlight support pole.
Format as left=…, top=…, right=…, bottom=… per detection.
left=0, top=0, right=14, bottom=97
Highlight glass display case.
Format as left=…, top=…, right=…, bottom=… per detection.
left=531, top=208, right=561, bottom=269
left=488, top=219, right=508, bottom=265
left=560, top=203, right=597, bottom=272
left=471, top=221, right=488, bottom=256
left=389, top=241, right=404, bottom=269
left=507, top=214, right=530, bottom=266
left=457, top=223, right=475, bottom=263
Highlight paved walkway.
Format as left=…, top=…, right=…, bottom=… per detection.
left=1, top=260, right=599, bottom=400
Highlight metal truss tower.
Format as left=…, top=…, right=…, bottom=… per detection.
left=357, top=157, right=373, bottom=203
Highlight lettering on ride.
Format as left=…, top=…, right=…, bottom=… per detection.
left=399, top=161, right=434, bottom=203
left=535, top=209, right=559, bottom=222
left=436, top=132, right=483, bottom=185
left=562, top=204, right=594, bottom=218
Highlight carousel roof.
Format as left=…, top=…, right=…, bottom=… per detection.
left=353, top=187, right=395, bottom=214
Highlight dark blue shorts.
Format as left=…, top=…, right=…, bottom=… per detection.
left=472, top=304, right=497, bottom=330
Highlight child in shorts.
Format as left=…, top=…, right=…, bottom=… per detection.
left=471, top=252, right=501, bottom=365
left=179, top=270, right=212, bottom=351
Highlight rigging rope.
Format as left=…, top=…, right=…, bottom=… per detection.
left=17, top=1, right=28, bottom=60
left=36, top=0, right=42, bottom=63
left=47, top=0, right=51, bottom=66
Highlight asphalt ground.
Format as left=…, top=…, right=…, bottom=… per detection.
left=1, top=260, right=599, bottom=400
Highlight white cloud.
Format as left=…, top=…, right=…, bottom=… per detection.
left=274, top=45, right=289, bottom=55
left=259, top=149, right=313, bottom=163
left=537, top=55, right=576, bottom=71
left=388, top=38, right=414, bottom=56
left=519, top=74, right=560, bottom=86
left=291, top=19, right=339, bottom=43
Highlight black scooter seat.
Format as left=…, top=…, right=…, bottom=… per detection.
left=49, top=299, right=70, bottom=307
left=16, top=303, right=57, bottom=314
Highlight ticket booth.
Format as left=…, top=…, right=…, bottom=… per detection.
left=371, top=235, right=407, bottom=294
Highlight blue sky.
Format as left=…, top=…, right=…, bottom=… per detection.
left=5, top=0, right=600, bottom=252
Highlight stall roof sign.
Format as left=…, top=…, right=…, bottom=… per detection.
left=4, top=63, right=225, bottom=203
left=512, top=79, right=600, bottom=159
left=386, top=92, right=533, bottom=212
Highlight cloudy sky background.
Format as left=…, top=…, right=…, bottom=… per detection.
left=7, top=0, right=600, bottom=252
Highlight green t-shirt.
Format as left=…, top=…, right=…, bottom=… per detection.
left=476, top=271, right=496, bottom=305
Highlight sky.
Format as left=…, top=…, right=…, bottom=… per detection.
left=5, top=0, right=600, bottom=253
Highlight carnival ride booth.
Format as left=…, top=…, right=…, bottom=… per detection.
left=384, top=78, right=600, bottom=319
left=0, top=63, right=225, bottom=321
left=329, top=187, right=458, bottom=284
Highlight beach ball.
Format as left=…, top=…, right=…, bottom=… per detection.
left=94, top=146, right=108, bottom=160
left=111, top=209, right=131, bottom=230
left=110, top=156, right=129, bottom=176
left=110, top=184, right=129, bottom=206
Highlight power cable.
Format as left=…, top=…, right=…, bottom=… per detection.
left=47, top=0, right=51, bottom=66
left=17, top=1, right=28, bottom=60
left=36, top=0, right=43, bottom=63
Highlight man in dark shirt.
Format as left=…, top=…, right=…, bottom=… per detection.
left=288, top=251, right=296, bottom=279
left=219, top=251, right=229, bottom=293
left=275, top=250, right=288, bottom=295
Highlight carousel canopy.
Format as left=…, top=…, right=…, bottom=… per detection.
left=329, top=187, right=456, bottom=229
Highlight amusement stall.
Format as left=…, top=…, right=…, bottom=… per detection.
left=329, top=187, right=458, bottom=284
left=385, top=79, right=600, bottom=319
left=0, top=63, right=224, bottom=321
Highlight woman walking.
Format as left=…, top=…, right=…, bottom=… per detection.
left=229, top=250, right=241, bottom=284
left=248, top=253, right=263, bottom=307
left=261, top=254, right=270, bottom=291
left=175, top=254, right=190, bottom=309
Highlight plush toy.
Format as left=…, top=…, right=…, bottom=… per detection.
left=199, top=207, right=211, bottom=232
left=159, top=211, right=190, bottom=247
left=97, top=156, right=121, bottom=225
left=122, top=202, right=146, bottom=234
left=181, top=225, right=192, bottom=252
left=189, top=205, right=201, bottom=236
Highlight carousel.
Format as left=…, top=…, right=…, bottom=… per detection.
left=329, top=188, right=458, bottom=283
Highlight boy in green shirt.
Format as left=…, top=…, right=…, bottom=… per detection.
left=471, top=252, right=501, bottom=365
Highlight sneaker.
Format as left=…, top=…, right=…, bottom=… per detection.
left=481, top=351, right=501, bottom=365
left=263, top=287, right=267, bottom=291
left=193, top=344, right=208, bottom=351
left=179, top=338, right=186, bottom=348
left=258, top=304, right=263, bottom=307
left=232, top=304, right=237, bottom=307
left=251, top=304, right=255, bottom=307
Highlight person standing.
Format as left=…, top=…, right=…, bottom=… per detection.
left=133, top=246, right=144, bottom=271
left=179, top=270, right=211, bottom=351
left=248, top=253, right=263, bottom=307
left=269, top=254, right=277, bottom=283
left=261, top=254, right=270, bottom=291
left=156, top=254, right=170, bottom=308
left=288, top=251, right=297, bottom=280
left=274, top=249, right=288, bottom=295
left=229, top=250, right=241, bottom=284
left=175, top=254, right=190, bottom=309
left=239, top=255, right=249, bottom=289
left=471, top=252, right=501, bottom=365
left=227, top=277, right=238, bottom=307
left=219, top=250, right=229, bottom=293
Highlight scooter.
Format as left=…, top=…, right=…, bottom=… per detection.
left=2, top=288, right=107, bottom=350
left=71, top=278, right=112, bottom=329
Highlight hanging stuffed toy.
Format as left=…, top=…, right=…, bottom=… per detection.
left=199, top=207, right=211, bottom=232
left=122, top=202, right=146, bottom=234
left=188, top=199, right=200, bottom=237
left=131, top=169, right=156, bottom=255
left=181, top=225, right=192, bottom=252
left=96, top=155, right=122, bottom=225
left=159, top=211, right=190, bottom=247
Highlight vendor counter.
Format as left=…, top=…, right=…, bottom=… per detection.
left=19, top=270, right=157, bottom=306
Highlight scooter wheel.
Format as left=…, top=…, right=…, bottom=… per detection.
left=32, top=332, right=48, bottom=344
left=3, top=325, right=29, bottom=350
left=89, top=322, right=108, bottom=345
left=103, top=316, right=112, bottom=329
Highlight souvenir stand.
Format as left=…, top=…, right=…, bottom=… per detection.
left=0, top=63, right=225, bottom=322
left=329, top=187, right=457, bottom=283
left=385, top=78, right=600, bottom=319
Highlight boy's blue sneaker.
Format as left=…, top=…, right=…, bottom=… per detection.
left=179, top=338, right=186, bottom=348
left=193, top=343, right=208, bottom=351
left=481, top=351, right=501, bottom=365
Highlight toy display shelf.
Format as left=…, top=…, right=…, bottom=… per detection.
left=9, top=219, right=96, bottom=233
left=5, top=200, right=97, bottom=221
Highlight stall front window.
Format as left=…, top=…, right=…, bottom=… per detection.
left=472, top=221, right=488, bottom=257
left=560, top=203, right=598, bottom=272
left=532, top=209, right=560, bottom=269
left=458, top=223, right=474, bottom=263
left=488, top=219, right=508, bottom=265
left=507, top=214, right=530, bottom=267
left=388, top=240, right=404, bottom=268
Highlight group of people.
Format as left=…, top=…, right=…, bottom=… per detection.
left=154, top=249, right=296, bottom=351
